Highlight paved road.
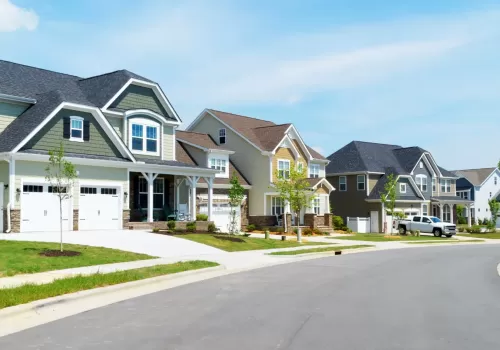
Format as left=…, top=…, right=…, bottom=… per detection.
left=2, top=245, right=500, bottom=349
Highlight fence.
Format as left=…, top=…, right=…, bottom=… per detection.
left=347, top=217, right=371, bottom=233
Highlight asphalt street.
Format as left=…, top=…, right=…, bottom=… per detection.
left=2, top=245, right=500, bottom=350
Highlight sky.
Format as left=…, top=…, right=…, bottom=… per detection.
left=0, top=0, right=499, bottom=170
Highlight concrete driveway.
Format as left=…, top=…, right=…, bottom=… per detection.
left=0, top=230, right=225, bottom=258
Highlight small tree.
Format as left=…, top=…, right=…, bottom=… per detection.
left=488, top=199, right=499, bottom=227
left=380, top=173, right=397, bottom=234
left=497, top=159, right=500, bottom=170
left=456, top=204, right=466, bottom=224
left=228, top=173, right=245, bottom=235
left=45, top=144, right=77, bottom=252
left=273, top=162, right=312, bottom=240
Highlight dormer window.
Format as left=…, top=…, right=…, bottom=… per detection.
left=309, top=164, right=320, bottom=178
left=210, top=158, right=227, bottom=173
left=419, top=161, right=423, bottom=169
left=219, top=128, right=226, bottom=144
left=63, top=116, right=89, bottom=142
left=129, top=118, right=160, bottom=156
left=70, top=117, right=84, bottom=141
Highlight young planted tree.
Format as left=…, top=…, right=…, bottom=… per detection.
left=228, top=173, right=245, bottom=235
left=488, top=199, right=499, bottom=228
left=45, top=143, right=78, bottom=252
left=380, top=173, right=398, bottom=234
left=456, top=204, right=466, bottom=225
left=273, top=161, right=312, bottom=242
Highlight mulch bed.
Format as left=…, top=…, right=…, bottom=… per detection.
left=39, top=250, right=82, bottom=257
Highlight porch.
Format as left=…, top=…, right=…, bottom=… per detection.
left=431, top=196, right=474, bottom=226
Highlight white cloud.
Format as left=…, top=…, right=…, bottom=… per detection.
left=0, top=0, right=38, bottom=32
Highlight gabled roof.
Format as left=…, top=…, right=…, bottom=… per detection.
left=453, top=167, right=498, bottom=186
left=176, top=130, right=231, bottom=151
left=204, top=109, right=326, bottom=159
left=326, top=141, right=454, bottom=177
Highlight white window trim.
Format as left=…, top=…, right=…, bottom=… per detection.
left=129, top=118, right=160, bottom=156
left=277, top=159, right=291, bottom=179
left=69, top=116, right=84, bottom=142
left=271, top=196, right=284, bottom=216
left=422, top=204, right=428, bottom=216
left=440, top=179, right=451, bottom=193
left=416, top=174, right=428, bottom=192
left=209, top=157, right=228, bottom=178
left=357, top=175, right=366, bottom=191
left=432, top=177, right=436, bottom=192
left=339, top=176, right=347, bottom=192
left=309, top=163, right=320, bottom=178
left=139, top=177, right=164, bottom=209
left=400, top=183, right=407, bottom=193
left=219, top=128, right=227, bottom=144
left=313, top=197, right=320, bottom=215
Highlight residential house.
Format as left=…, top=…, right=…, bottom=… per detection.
left=175, top=130, right=251, bottom=231
left=187, top=109, right=334, bottom=230
left=326, top=141, right=473, bottom=232
left=0, top=60, right=218, bottom=233
left=454, top=167, right=500, bottom=224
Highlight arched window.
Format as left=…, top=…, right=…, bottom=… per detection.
left=443, top=204, right=451, bottom=222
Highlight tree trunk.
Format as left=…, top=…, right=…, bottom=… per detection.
left=296, top=211, right=302, bottom=243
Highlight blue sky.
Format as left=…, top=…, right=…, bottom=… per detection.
left=1, top=0, right=499, bottom=169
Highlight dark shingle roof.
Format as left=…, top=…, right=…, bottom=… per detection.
left=326, top=141, right=454, bottom=178
left=207, top=109, right=326, bottom=159
left=176, top=130, right=231, bottom=151
left=453, top=168, right=497, bottom=186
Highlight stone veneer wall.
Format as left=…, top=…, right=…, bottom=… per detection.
left=152, top=220, right=213, bottom=232
left=73, top=209, right=79, bottom=230
left=248, top=215, right=276, bottom=227
left=10, top=209, right=20, bottom=233
left=304, top=213, right=315, bottom=228
left=123, top=209, right=130, bottom=229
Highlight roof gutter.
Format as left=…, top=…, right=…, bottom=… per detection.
left=0, top=93, right=36, bottom=104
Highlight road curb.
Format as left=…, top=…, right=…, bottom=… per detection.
left=268, top=247, right=377, bottom=259
left=0, top=265, right=227, bottom=337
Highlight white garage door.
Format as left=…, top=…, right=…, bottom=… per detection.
left=199, top=203, right=240, bottom=233
left=21, top=183, right=71, bottom=232
left=79, top=185, right=121, bottom=230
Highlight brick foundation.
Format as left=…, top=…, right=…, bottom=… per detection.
left=73, top=209, right=79, bottom=231
left=248, top=215, right=277, bottom=227
left=323, top=213, right=332, bottom=227
left=304, top=213, right=315, bottom=228
left=122, top=209, right=130, bottom=229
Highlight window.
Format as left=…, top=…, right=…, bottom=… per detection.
left=219, top=128, right=226, bottom=144
left=440, top=179, right=451, bottom=193
left=23, top=185, right=43, bottom=193
left=278, top=160, right=290, bottom=179
left=416, top=175, right=427, bottom=192
left=70, top=116, right=84, bottom=141
left=48, top=186, right=67, bottom=193
left=419, top=161, right=423, bottom=169
left=400, top=183, right=407, bottom=193
left=443, top=204, right=451, bottom=222
left=490, top=192, right=492, bottom=198
left=357, top=175, right=365, bottom=191
left=80, top=187, right=97, bottom=194
left=412, top=216, right=420, bottom=222
left=313, top=197, right=320, bottom=215
left=210, top=158, right=227, bottom=173
left=422, top=204, right=428, bottom=216
left=339, top=176, right=347, bottom=191
left=309, top=164, right=320, bottom=178
left=130, top=121, right=159, bottom=155
left=495, top=177, right=498, bottom=185
left=297, top=162, right=304, bottom=172
left=422, top=217, right=431, bottom=223
left=432, top=178, right=436, bottom=192
left=139, top=177, right=164, bottom=209
left=272, top=197, right=284, bottom=216
left=101, top=188, right=117, bottom=195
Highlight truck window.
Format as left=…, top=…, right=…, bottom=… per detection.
left=422, top=217, right=431, bottom=223
left=412, top=216, right=421, bottom=222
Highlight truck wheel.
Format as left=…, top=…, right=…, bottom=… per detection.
left=433, top=228, right=442, bottom=237
left=399, top=226, right=406, bottom=235
left=445, top=234, right=453, bottom=238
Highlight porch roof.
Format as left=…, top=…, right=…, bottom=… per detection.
left=431, top=196, right=473, bottom=204
left=135, top=157, right=209, bottom=169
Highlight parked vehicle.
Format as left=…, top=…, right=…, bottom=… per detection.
left=394, top=216, right=456, bottom=237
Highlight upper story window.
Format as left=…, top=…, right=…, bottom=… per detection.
left=495, top=176, right=498, bottom=185
left=297, top=162, right=304, bottom=173
left=210, top=158, right=227, bottom=173
left=339, top=176, right=347, bottom=191
left=419, top=161, right=423, bottom=169
left=432, top=178, right=436, bottom=192
left=219, top=128, right=226, bottom=144
left=357, top=175, right=365, bottom=191
left=129, top=118, right=160, bottom=156
left=70, top=116, right=84, bottom=142
left=309, top=164, right=320, bottom=178
left=278, top=159, right=290, bottom=179
left=416, top=174, right=427, bottom=192
left=400, top=183, right=407, bottom=193
left=440, top=179, right=451, bottom=193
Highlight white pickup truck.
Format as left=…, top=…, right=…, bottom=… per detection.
left=394, top=215, right=456, bottom=237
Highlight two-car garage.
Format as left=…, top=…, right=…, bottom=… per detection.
left=20, top=181, right=122, bottom=232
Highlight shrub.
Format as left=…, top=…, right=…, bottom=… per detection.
left=174, top=228, right=185, bottom=234
left=152, top=227, right=160, bottom=233
left=457, top=226, right=465, bottom=233
left=302, top=228, right=313, bottom=236
left=312, top=228, right=324, bottom=235
left=466, top=225, right=482, bottom=234
left=482, top=218, right=490, bottom=225
left=196, top=214, right=208, bottom=221
left=293, top=228, right=298, bottom=234
left=486, top=220, right=496, bottom=230
left=186, top=221, right=197, bottom=233
left=275, top=227, right=285, bottom=233
left=208, top=222, right=217, bottom=233
left=167, top=220, right=176, bottom=230
left=254, top=224, right=262, bottom=231
left=346, top=228, right=353, bottom=233
left=246, top=224, right=256, bottom=232
left=332, top=215, right=344, bottom=229
left=458, top=217, right=467, bottom=225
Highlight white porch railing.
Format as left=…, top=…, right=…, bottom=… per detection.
left=347, top=217, right=371, bottom=233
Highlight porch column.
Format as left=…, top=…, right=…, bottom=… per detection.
left=141, top=172, right=158, bottom=222
left=9, top=157, right=15, bottom=210
left=449, top=203, right=454, bottom=224
left=204, top=177, right=214, bottom=222
left=438, top=203, right=443, bottom=221
left=467, top=205, right=472, bottom=227
left=185, top=176, right=199, bottom=220
left=175, top=177, right=184, bottom=212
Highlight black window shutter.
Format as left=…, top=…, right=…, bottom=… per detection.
left=63, top=117, right=70, bottom=139
left=83, top=120, right=90, bottom=141
left=133, top=175, right=139, bottom=210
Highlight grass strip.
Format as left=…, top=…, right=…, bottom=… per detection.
left=457, top=233, right=500, bottom=239
left=178, top=234, right=330, bottom=252
left=0, top=240, right=154, bottom=277
left=268, top=245, right=374, bottom=256
left=0, top=260, right=218, bottom=309
left=405, top=240, right=484, bottom=245
left=328, top=234, right=452, bottom=242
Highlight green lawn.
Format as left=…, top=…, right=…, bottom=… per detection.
left=178, top=234, right=330, bottom=252
left=405, top=240, right=484, bottom=245
left=0, top=241, right=155, bottom=277
left=0, top=261, right=218, bottom=309
left=458, top=233, right=500, bottom=239
left=269, top=245, right=373, bottom=255
left=329, top=233, right=454, bottom=242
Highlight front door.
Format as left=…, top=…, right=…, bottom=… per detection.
left=370, top=211, right=379, bottom=232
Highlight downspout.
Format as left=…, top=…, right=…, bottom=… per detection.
left=5, top=157, right=11, bottom=233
